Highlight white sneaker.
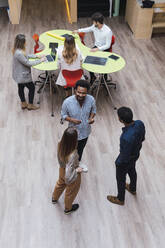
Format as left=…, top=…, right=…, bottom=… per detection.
left=79, top=163, right=88, bottom=173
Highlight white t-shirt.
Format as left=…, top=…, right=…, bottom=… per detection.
left=56, top=45, right=83, bottom=86
left=78, top=24, right=112, bottom=51
left=57, top=45, right=83, bottom=70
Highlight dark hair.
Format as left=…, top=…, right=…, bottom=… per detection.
left=12, top=34, right=26, bottom=54
left=91, top=12, right=104, bottom=24
left=117, top=107, right=133, bottom=124
left=58, top=127, right=78, bottom=163
left=75, top=80, right=90, bottom=91
left=65, top=34, right=75, bottom=44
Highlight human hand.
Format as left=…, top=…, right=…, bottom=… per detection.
left=76, top=167, right=83, bottom=173
left=40, top=57, right=46, bottom=62
left=88, top=118, right=94, bottom=124
left=90, top=48, right=99, bottom=52
left=71, top=118, right=82, bottom=125
left=72, top=30, right=79, bottom=34
left=37, top=54, right=45, bottom=58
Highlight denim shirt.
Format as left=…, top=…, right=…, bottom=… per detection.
left=61, top=95, right=96, bottom=140
left=115, top=120, right=145, bottom=166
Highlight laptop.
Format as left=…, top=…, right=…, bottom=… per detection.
left=46, top=55, right=54, bottom=62
left=49, top=42, right=58, bottom=49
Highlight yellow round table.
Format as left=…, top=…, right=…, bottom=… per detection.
left=33, top=29, right=126, bottom=111
left=33, top=29, right=126, bottom=74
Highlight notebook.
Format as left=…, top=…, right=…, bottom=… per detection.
left=84, top=56, right=107, bottom=66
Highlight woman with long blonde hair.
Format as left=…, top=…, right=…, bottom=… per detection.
left=62, top=35, right=78, bottom=64
left=56, top=35, right=83, bottom=96
left=12, top=34, right=45, bottom=110
left=52, top=127, right=83, bottom=214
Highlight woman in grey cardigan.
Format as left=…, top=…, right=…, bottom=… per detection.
left=12, top=34, right=45, bottom=110
left=52, top=127, right=83, bottom=214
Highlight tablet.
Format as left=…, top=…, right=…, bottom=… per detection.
left=84, top=56, right=107, bottom=66
left=109, top=55, right=119, bottom=60
left=46, top=55, right=54, bottom=62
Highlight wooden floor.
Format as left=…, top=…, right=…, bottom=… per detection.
left=0, top=0, right=165, bottom=247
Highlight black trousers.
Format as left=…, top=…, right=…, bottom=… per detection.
left=116, top=160, right=137, bottom=202
left=18, top=82, right=35, bottom=104
left=77, top=138, right=88, bottom=161
left=90, top=46, right=110, bottom=82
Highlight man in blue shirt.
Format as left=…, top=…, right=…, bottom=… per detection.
left=107, top=107, right=145, bottom=205
left=61, top=80, right=96, bottom=171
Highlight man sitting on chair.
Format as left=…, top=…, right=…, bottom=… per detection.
left=73, top=12, right=113, bottom=84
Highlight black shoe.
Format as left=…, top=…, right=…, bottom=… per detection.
left=52, top=198, right=58, bottom=204
left=64, top=204, right=79, bottom=214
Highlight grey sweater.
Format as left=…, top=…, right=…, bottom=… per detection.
left=12, top=49, right=41, bottom=84
left=58, top=150, right=79, bottom=185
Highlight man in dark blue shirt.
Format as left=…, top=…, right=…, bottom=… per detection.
left=107, top=107, right=145, bottom=205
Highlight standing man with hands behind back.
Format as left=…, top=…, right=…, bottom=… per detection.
left=73, top=12, right=113, bottom=84
left=107, top=107, right=145, bottom=206
left=61, top=80, right=96, bottom=172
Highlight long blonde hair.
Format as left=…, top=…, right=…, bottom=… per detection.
left=58, top=127, right=78, bottom=164
left=62, top=35, right=78, bottom=65
left=12, top=34, right=26, bottom=54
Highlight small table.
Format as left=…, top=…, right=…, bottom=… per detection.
left=33, top=29, right=125, bottom=114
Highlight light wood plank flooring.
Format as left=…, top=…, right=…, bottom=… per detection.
left=0, top=0, right=165, bottom=247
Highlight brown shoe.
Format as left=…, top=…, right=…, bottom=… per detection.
left=21, top=101, right=28, bottom=109
left=107, top=195, right=124, bottom=205
left=27, top=104, right=39, bottom=111
left=125, top=183, right=136, bottom=195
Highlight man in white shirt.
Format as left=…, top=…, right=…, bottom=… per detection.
left=73, top=12, right=113, bottom=83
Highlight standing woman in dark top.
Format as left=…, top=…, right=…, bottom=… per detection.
left=52, top=127, right=83, bottom=214
left=12, top=34, right=45, bottom=110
